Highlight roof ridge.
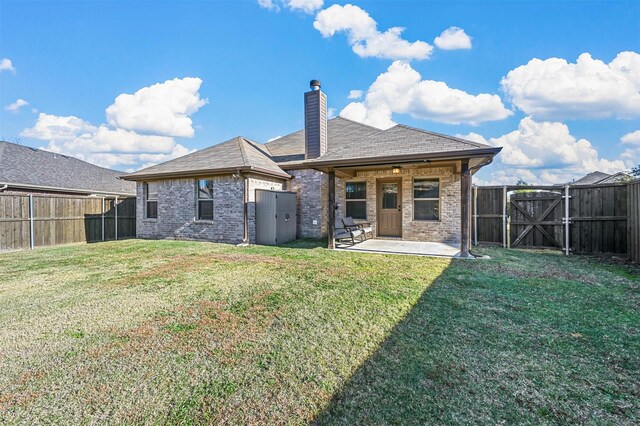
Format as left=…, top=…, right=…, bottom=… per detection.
left=243, top=137, right=274, bottom=158
left=331, top=116, right=383, bottom=132
left=0, top=141, right=6, bottom=166
left=393, top=124, right=490, bottom=148
left=236, top=136, right=249, bottom=167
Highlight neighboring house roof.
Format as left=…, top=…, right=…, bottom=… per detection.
left=571, top=171, right=631, bottom=185
left=123, top=117, right=500, bottom=181
left=0, top=141, right=135, bottom=195
left=124, top=136, right=291, bottom=180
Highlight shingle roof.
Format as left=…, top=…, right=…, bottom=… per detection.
left=123, top=117, right=499, bottom=181
left=306, top=122, right=491, bottom=163
left=265, top=117, right=382, bottom=164
left=125, top=136, right=290, bottom=180
left=570, top=171, right=631, bottom=185
left=571, top=171, right=613, bottom=185
left=0, top=141, right=135, bottom=195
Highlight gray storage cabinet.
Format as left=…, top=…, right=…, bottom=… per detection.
left=255, top=190, right=297, bottom=245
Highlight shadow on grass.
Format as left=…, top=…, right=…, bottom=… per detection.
left=312, top=248, right=639, bottom=425
left=311, top=270, right=457, bottom=425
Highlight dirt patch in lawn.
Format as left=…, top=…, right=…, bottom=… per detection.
left=112, top=253, right=286, bottom=286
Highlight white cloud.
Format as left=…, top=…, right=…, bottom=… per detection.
left=257, top=0, right=323, bottom=13
left=287, top=0, right=323, bottom=13
left=20, top=77, right=205, bottom=169
left=456, top=132, right=489, bottom=145
left=0, top=58, right=14, bottom=72
left=434, top=27, right=472, bottom=50
left=106, top=77, right=207, bottom=138
left=620, top=130, right=640, bottom=168
left=340, top=60, right=512, bottom=128
left=471, top=117, right=629, bottom=185
left=327, top=107, right=336, bottom=119
left=313, top=4, right=433, bottom=60
left=267, top=135, right=282, bottom=142
left=22, top=113, right=97, bottom=141
left=257, top=0, right=278, bottom=11
left=22, top=113, right=193, bottom=169
left=621, top=130, right=640, bottom=145
left=348, top=89, right=363, bottom=99
left=4, top=99, right=29, bottom=113
left=501, top=51, right=640, bottom=120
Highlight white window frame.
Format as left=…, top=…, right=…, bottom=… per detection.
left=345, top=181, right=367, bottom=220
left=412, top=177, right=440, bottom=221
left=196, top=179, right=214, bottom=221
left=144, top=182, right=158, bottom=219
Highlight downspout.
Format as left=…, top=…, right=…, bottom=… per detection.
left=239, top=171, right=249, bottom=245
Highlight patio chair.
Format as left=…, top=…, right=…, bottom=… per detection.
left=342, top=217, right=374, bottom=240
left=334, top=220, right=364, bottom=245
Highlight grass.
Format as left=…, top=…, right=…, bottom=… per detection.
left=0, top=240, right=638, bottom=424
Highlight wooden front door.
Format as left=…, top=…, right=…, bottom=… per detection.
left=377, top=179, right=402, bottom=237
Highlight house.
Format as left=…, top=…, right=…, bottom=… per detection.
left=0, top=140, right=135, bottom=196
left=123, top=80, right=501, bottom=257
left=570, top=171, right=631, bottom=185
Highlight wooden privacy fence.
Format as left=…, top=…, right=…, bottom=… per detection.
left=472, top=180, right=640, bottom=261
left=0, top=194, right=136, bottom=251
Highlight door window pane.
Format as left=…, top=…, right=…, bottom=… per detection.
left=382, top=183, right=397, bottom=209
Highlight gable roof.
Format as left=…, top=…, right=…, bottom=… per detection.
left=124, top=136, right=291, bottom=180
left=123, top=116, right=500, bottom=181
left=572, top=171, right=612, bottom=185
left=571, top=171, right=631, bottom=185
left=0, top=141, right=135, bottom=195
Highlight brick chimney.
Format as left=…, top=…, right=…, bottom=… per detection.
left=304, top=79, right=328, bottom=159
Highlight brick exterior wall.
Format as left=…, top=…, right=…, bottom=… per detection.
left=136, top=174, right=284, bottom=244
left=334, top=166, right=461, bottom=243
left=134, top=166, right=460, bottom=245
left=286, top=169, right=328, bottom=238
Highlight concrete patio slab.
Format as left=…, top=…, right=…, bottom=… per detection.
left=336, top=239, right=461, bottom=258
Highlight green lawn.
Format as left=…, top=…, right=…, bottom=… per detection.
left=0, top=240, right=638, bottom=424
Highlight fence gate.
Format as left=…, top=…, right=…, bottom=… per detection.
left=509, top=191, right=564, bottom=249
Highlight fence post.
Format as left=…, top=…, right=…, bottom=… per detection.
left=473, top=185, right=478, bottom=245
left=101, top=197, right=105, bottom=242
left=115, top=196, right=118, bottom=241
left=29, top=194, right=34, bottom=249
left=502, top=185, right=507, bottom=248
left=564, top=185, right=570, bottom=256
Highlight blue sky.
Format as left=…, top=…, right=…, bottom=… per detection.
left=1, top=0, right=639, bottom=184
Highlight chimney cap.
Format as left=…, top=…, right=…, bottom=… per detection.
left=309, top=79, right=321, bottom=90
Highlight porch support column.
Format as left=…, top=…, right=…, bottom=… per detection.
left=328, top=169, right=336, bottom=249
left=460, top=160, right=472, bottom=258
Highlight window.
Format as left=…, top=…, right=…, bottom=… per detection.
left=144, top=182, right=158, bottom=219
left=381, top=183, right=398, bottom=209
left=197, top=179, right=214, bottom=220
left=413, top=178, right=439, bottom=220
left=345, top=181, right=367, bottom=219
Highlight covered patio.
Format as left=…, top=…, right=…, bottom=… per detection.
left=335, top=238, right=461, bottom=258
